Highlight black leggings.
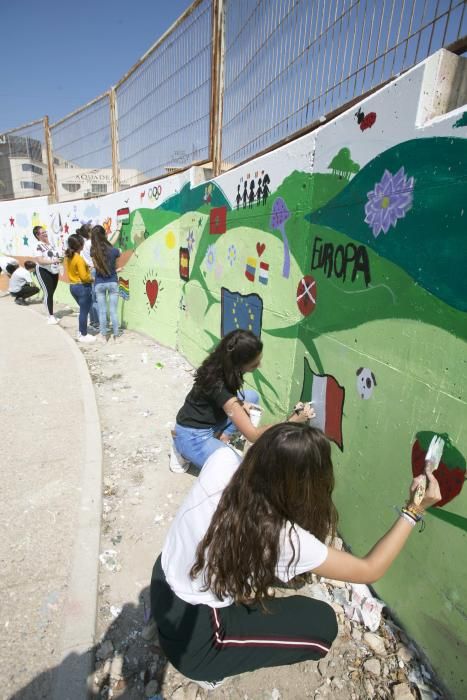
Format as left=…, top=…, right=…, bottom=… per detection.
left=35, top=267, right=58, bottom=316
left=150, top=556, right=337, bottom=682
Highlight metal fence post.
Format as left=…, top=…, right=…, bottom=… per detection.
left=44, top=116, right=57, bottom=202
left=109, top=88, right=120, bottom=193
left=211, top=0, right=225, bottom=177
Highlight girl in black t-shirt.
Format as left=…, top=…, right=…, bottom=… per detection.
left=172, top=329, right=313, bottom=471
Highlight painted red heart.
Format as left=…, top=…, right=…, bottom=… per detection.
left=146, top=279, right=159, bottom=308
left=256, top=242, right=265, bottom=257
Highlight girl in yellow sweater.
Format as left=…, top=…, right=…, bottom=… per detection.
left=64, top=234, right=96, bottom=344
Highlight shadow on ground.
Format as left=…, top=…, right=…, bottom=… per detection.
left=11, top=586, right=168, bottom=700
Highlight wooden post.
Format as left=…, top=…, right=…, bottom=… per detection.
left=109, top=88, right=120, bottom=193
left=210, top=0, right=225, bottom=177
left=44, top=116, right=57, bottom=202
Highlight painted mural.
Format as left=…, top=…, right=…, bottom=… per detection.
left=1, top=55, right=466, bottom=695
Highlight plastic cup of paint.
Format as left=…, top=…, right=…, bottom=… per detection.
left=249, top=405, right=262, bottom=427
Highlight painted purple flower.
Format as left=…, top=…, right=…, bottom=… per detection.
left=270, top=197, right=291, bottom=278
left=364, top=167, right=414, bottom=238
left=186, top=229, right=195, bottom=252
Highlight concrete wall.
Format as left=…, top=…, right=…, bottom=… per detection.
left=2, top=50, right=466, bottom=696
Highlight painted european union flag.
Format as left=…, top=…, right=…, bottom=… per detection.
left=221, top=287, right=263, bottom=338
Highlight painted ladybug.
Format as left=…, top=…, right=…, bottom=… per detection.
left=355, top=107, right=377, bottom=131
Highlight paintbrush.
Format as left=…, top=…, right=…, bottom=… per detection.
left=413, top=435, right=445, bottom=506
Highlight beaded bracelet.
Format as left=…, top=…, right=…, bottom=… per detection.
left=400, top=511, right=417, bottom=527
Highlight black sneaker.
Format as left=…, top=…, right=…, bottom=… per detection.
left=14, top=298, right=26, bottom=305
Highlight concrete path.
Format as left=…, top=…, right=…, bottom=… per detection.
left=0, top=297, right=102, bottom=699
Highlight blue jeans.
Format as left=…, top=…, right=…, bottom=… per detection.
left=89, top=270, right=99, bottom=326
left=95, top=281, right=119, bottom=336
left=70, top=283, right=93, bottom=336
left=174, top=388, right=259, bottom=470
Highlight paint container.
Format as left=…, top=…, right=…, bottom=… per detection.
left=249, top=405, right=262, bottom=427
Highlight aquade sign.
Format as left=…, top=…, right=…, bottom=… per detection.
left=311, top=236, right=371, bottom=286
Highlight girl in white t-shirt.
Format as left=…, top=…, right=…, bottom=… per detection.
left=150, top=423, right=441, bottom=690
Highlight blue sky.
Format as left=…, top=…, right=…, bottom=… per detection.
left=0, top=0, right=193, bottom=133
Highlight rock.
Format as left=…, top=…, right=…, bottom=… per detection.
left=271, top=690, right=281, bottom=700
left=110, top=654, right=124, bottom=679
left=145, top=680, right=160, bottom=696
left=96, top=640, right=114, bottom=660
left=171, top=688, right=186, bottom=700
left=363, top=658, right=381, bottom=677
left=391, top=682, right=415, bottom=700
left=363, top=632, right=386, bottom=656
left=330, top=602, right=344, bottom=614
left=397, top=645, right=415, bottom=664
left=351, top=627, right=362, bottom=642
left=364, top=679, right=375, bottom=697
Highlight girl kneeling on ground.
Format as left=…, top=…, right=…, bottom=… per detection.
left=151, top=423, right=441, bottom=689
left=171, top=329, right=313, bottom=471
left=64, top=234, right=95, bottom=344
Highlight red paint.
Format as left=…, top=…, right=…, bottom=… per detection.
left=145, top=279, right=159, bottom=308
left=360, top=112, right=377, bottom=131
left=209, top=206, right=227, bottom=234
left=411, top=440, right=465, bottom=507
left=296, top=275, right=317, bottom=316
left=256, top=242, right=266, bottom=257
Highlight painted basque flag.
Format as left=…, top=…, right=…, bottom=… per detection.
left=300, top=358, right=345, bottom=450
left=245, top=256, right=256, bottom=281
left=117, top=207, right=130, bottom=224
left=259, top=261, right=269, bottom=285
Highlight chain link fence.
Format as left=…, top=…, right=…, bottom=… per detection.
left=50, top=94, right=114, bottom=202
left=1, top=0, right=466, bottom=201
left=220, top=0, right=467, bottom=170
left=116, top=0, right=213, bottom=188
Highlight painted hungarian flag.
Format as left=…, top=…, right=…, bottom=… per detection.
left=245, top=256, right=256, bottom=282
left=259, top=261, right=269, bottom=285
left=117, top=207, right=130, bottom=224
left=300, top=358, right=345, bottom=450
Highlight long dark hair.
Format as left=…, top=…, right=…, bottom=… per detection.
left=190, top=423, right=338, bottom=605
left=65, top=234, right=83, bottom=259
left=90, top=225, right=112, bottom=276
left=193, top=329, right=263, bottom=396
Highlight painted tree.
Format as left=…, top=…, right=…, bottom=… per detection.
left=270, top=197, right=291, bottom=278
left=328, top=147, right=360, bottom=180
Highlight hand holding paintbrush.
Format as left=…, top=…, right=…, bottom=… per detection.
left=412, top=435, right=445, bottom=506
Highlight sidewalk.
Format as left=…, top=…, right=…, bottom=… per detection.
left=0, top=297, right=101, bottom=699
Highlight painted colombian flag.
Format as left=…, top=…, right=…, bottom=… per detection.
left=259, top=261, right=269, bottom=285
left=221, top=287, right=263, bottom=338
left=245, top=256, right=256, bottom=281
left=300, top=358, right=345, bottom=450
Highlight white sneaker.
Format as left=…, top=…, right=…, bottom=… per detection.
left=78, top=334, right=96, bottom=343
left=169, top=444, right=190, bottom=473
left=47, top=316, right=59, bottom=325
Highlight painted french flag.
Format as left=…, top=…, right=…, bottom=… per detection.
left=301, top=359, right=345, bottom=450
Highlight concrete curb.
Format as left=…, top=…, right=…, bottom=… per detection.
left=30, top=313, right=103, bottom=700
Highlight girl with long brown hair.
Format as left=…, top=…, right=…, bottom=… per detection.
left=64, top=234, right=95, bottom=343
left=90, top=225, right=121, bottom=342
left=172, top=329, right=313, bottom=472
left=150, top=423, right=440, bottom=689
